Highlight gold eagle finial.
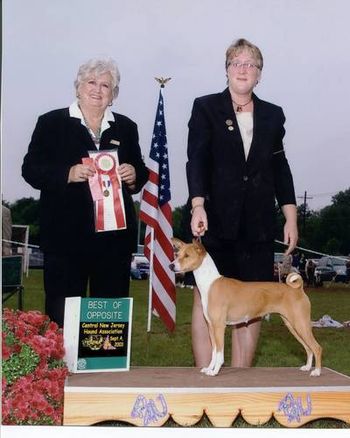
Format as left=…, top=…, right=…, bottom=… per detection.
left=155, top=77, right=171, bottom=88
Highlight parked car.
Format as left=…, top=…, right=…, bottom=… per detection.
left=130, top=253, right=150, bottom=280
left=130, top=266, right=142, bottom=280
left=314, top=256, right=349, bottom=286
left=29, top=248, right=44, bottom=268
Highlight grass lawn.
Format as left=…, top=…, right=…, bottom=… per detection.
left=3, top=270, right=350, bottom=428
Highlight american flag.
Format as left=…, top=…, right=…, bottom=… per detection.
left=139, top=89, right=176, bottom=331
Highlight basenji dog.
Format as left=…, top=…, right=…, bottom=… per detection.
left=170, top=238, right=322, bottom=377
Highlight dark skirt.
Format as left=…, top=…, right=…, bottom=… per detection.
left=184, top=235, right=274, bottom=286
left=181, top=202, right=274, bottom=285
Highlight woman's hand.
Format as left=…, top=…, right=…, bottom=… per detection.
left=68, top=164, right=95, bottom=183
left=118, top=163, right=136, bottom=188
left=281, top=204, right=298, bottom=255
left=191, top=204, right=208, bottom=237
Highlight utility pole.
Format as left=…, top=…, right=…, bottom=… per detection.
left=297, top=191, right=313, bottom=235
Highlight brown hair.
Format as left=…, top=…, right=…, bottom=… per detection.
left=225, top=38, right=263, bottom=70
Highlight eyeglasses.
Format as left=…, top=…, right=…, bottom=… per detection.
left=228, top=61, right=261, bottom=71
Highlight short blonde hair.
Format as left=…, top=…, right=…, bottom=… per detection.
left=74, top=57, right=121, bottom=98
left=225, top=38, right=263, bottom=70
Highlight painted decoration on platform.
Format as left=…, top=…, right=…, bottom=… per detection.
left=63, top=297, right=133, bottom=373
left=131, top=394, right=168, bottom=426
left=278, top=392, right=312, bottom=423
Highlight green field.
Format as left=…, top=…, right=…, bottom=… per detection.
left=4, top=270, right=350, bottom=428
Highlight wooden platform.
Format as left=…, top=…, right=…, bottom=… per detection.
left=63, top=367, right=350, bottom=427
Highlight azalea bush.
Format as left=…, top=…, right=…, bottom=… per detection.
left=2, top=309, right=69, bottom=425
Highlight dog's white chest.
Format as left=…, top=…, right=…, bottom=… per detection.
left=193, top=254, right=221, bottom=321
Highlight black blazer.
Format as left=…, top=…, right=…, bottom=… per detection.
left=186, top=88, right=296, bottom=242
left=22, top=108, right=148, bottom=253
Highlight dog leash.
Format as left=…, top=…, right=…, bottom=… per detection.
left=194, top=220, right=204, bottom=244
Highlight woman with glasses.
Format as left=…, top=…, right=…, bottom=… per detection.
left=185, top=38, right=298, bottom=369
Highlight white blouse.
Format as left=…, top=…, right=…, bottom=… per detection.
left=236, top=112, right=253, bottom=160
left=69, top=101, right=115, bottom=149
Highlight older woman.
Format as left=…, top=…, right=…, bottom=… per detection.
left=186, top=39, right=298, bottom=368
left=22, top=58, right=148, bottom=326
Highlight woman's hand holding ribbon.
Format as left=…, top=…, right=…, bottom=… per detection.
left=68, top=164, right=95, bottom=183
left=118, top=163, right=136, bottom=188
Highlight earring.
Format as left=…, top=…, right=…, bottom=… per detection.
left=108, top=101, right=113, bottom=107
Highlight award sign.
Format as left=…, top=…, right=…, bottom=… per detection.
left=63, top=297, right=133, bottom=373
left=82, top=149, right=127, bottom=232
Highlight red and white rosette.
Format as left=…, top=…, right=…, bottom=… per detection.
left=84, top=150, right=127, bottom=232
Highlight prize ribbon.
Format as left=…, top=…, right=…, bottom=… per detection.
left=94, top=153, right=126, bottom=230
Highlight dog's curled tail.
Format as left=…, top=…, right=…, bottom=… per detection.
left=286, top=272, right=303, bottom=289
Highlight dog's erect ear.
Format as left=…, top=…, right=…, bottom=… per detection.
left=171, top=238, right=185, bottom=250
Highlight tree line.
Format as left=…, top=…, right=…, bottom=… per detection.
left=4, top=187, right=350, bottom=256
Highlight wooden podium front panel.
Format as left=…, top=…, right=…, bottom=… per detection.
left=63, top=367, right=350, bottom=427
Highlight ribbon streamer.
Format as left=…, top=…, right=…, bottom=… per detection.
left=83, top=151, right=127, bottom=231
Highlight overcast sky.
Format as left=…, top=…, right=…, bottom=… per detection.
left=2, top=0, right=350, bottom=211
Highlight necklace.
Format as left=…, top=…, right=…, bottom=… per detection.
left=82, top=114, right=102, bottom=145
left=232, top=98, right=252, bottom=113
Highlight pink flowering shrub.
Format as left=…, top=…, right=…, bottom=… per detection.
left=2, top=309, right=69, bottom=425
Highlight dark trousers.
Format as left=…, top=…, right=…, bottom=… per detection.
left=44, top=245, right=132, bottom=327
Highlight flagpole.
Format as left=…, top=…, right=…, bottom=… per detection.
left=141, top=76, right=174, bottom=332
left=137, top=190, right=143, bottom=250
left=147, top=227, right=155, bottom=332
left=146, top=77, right=171, bottom=332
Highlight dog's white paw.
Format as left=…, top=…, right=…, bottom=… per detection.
left=300, top=365, right=311, bottom=372
left=205, top=369, right=218, bottom=376
left=200, top=367, right=211, bottom=374
left=310, top=368, right=321, bottom=377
